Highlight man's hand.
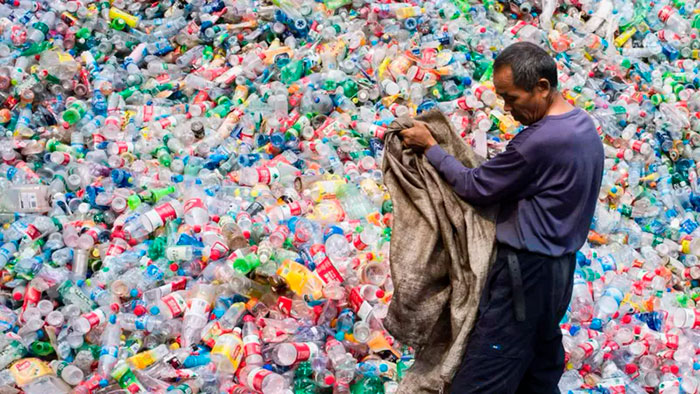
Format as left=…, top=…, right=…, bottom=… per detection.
left=399, top=121, right=438, bottom=152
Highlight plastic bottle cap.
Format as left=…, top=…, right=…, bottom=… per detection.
left=243, top=315, right=254, bottom=322
left=134, top=305, right=146, bottom=316
left=150, top=306, right=160, bottom=315
left=625, top=364, right=637, bottom=374
left=130, top=289, right=139, bottom=297
left=569, top=325, right=580, bottom=336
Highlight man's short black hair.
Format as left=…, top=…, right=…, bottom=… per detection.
left=493, top=42, right=558, bottom=92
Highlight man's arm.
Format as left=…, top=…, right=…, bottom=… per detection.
left=424, top=144, right=536, bottom=205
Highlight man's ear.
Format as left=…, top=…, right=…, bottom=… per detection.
left=535, top=78, right=551, bottom=96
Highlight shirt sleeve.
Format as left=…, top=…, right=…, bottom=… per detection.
left=424, top=143, right=536, bottom=205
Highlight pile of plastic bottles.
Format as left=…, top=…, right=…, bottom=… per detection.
left=3, top=0, right=700, bottom=392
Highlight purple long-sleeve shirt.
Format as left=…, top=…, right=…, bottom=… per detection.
left=425, top=107, right=603, bottom=257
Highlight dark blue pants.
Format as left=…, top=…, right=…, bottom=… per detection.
left=450, top=244, right=576, bottom=394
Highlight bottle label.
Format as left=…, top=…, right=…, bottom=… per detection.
left=161, top=292, right=186, bottom=317
left=692, top=308, right=700, bottom=329
left=249, top=367, right=272, bottom=390
left=349, top=287, right=364, bottom=312
left=268, top=167, right=281, bottom=182
left=410, top=66, right=426, bottom=82
left=211, top=334, right=243, bottom=370
left=128, top=350, right=157, bottom=370
left=9, top=358, right=52, bottom=387
left=155, top=202, right=178, bottom=222
left=111, top=362, right=146, bottom=393
left=18, top=191, right=39, bottom=211
left=114, top=141, right=130, bottom=154
left=474, top=85, right=489, bottom=100
left=277, top=296, right=292, bottom=314
left=54, top=360, right=68, bottom=378
left=143, top=104, right=154, bottom=122
left=93, top=133, right=106, bottom=144
left=184, top=198, right=205, bottom=214
left=158, top=116, right=174, bottom=129
left=456, top=96, right=471, bottom=111
left=189, top=297, right=211, bottom=315
left=288, top=201, right=304, bottom=216
left=243, top=336, right=262, bottom=357
left=166, top=246, right=190, bottom=261
left=579, top=339, right=599, bottom=358
left=24, top=224, right=41, bottom=240
left=287, top=343, right=311, bottom=363
left=106, top=241, right=126, bottom=257
left=658, top=5, right=674, bottom=23
left=257, top=167, right=272, bottom=184
left=170, top=277, right=188, bottom=291
left=314, top=257, right=343, bottom=284
left=353, top=233, right=368, bottom=250
left=631, top=140, right=645, bottom=153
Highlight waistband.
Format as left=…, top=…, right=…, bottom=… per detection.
left=496, top=242, right=575, bottom=260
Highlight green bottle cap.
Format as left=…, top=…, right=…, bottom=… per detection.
left=62, top=108, right=81, bottom=125
left=30, top=341, right=54, bottom=356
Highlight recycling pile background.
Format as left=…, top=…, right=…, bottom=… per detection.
left=0, top=0, right=698, bottom=392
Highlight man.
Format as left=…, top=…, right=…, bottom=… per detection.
left=399, top=42, right=604, bottom=393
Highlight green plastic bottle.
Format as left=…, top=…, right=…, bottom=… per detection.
left=281, top=60, right=305, bottom=85
left=350, top=377, right=384, bottom=394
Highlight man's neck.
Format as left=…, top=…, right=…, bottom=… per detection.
left=545, top=92, right=575, bottom=117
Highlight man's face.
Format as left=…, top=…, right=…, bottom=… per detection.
left=493, top=65, right=552, bottom=126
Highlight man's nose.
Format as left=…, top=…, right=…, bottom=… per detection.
left=504, top=103, right=512, bottom=112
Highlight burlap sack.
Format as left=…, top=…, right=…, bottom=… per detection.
left=382, top=110, right=498, bottom=393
